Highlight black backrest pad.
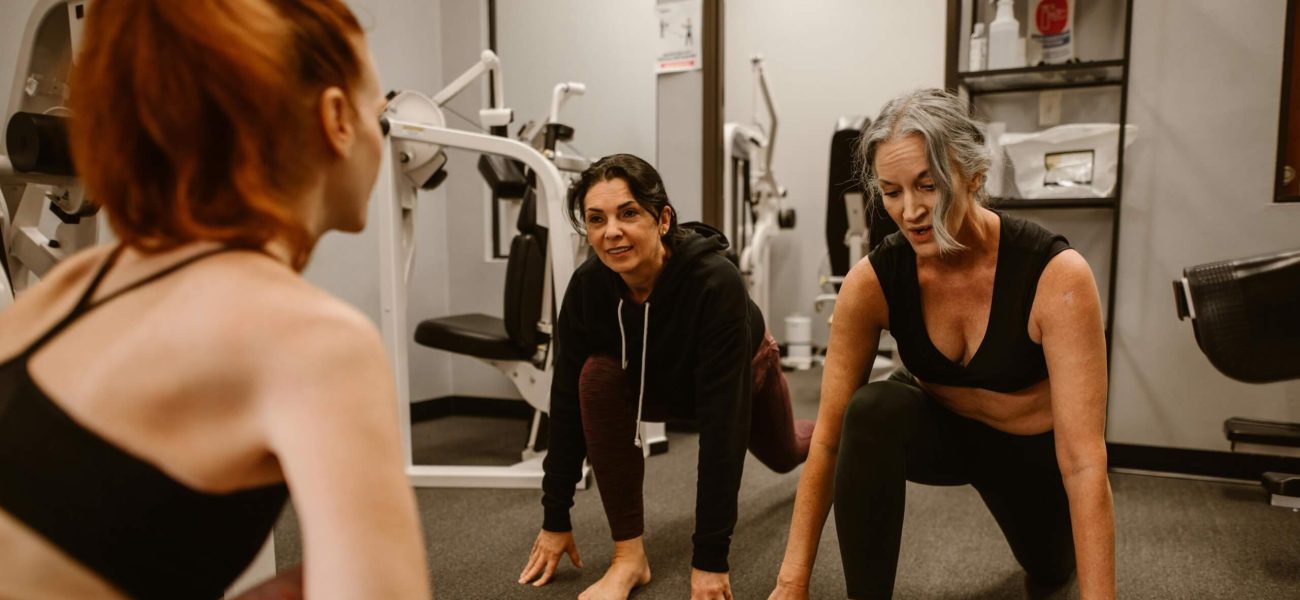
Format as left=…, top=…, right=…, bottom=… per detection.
left=517, top=187, right=540, bottom=234
left=504, top=233, right=546, bottom=350
left=825, top=124, right=860, bottom=279
left=478, top=154, right=528, bottom=200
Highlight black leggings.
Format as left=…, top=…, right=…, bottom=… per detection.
left=833, top=368, right=1075, bottom=599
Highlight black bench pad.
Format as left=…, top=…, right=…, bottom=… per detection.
left=415, top=314, right=532, bottom=361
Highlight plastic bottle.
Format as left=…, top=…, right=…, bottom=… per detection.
left=968, top=23, right=988, bottom=71
left=987, top=0, right=1023, bottom=70
left=1028, top=0, right=1074, bottom=65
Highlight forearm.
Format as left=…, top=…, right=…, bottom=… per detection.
left=778, top=440, right=838, bottom=583
left=691, top=432, right=746, bottom=572
left=691, top=311, right=752, bottom=572
left=1062, top=466, right=1115, bottom=600
left=540, top=391, right=586, bottom=531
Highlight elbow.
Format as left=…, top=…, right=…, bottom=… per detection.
left=1059, top=457, right=1109, bottom=484
left=810, top=437, right=839, bottom=457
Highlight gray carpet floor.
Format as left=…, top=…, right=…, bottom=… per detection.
left=275, top=367, right=1300, bottom=599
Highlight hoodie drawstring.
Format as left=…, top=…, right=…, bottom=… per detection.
left=616, top=299, right=651, bottom=449
left=618, top=299, right=628, bottom=369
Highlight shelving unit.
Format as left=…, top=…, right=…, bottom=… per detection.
left=957, top=60, right=1125, bottom=95
left=945, top=0, right=1135, bottom=353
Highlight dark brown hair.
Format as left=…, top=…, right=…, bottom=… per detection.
left=566, top=153, right=688, bottom=247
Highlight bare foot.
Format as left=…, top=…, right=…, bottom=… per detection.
left=578, top=537, right=652, bottom=600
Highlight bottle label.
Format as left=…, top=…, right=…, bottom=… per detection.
left=1033, top=0, right=1072, bottom=63
left=1036, top=0, right=1070, bottom=35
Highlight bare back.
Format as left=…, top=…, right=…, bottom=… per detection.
left=0, top=243, right=417, bottom=598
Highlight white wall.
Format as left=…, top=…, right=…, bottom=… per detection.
left=1109, top=0, right=1300, bottom=450
left=724, top=0, right=948, bottom=345
left=497, top=0, right=657, bottom=163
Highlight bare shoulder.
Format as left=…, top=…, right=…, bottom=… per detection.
left=187, top=253, right=387, bottom=384
left=0, top=245, right=118, bottom=345
left=1037, top=249, right=1099, bottom=309
left=4, top=244, right=116, bottom=302
left=1032, top=250, right=1102, bottom=341
left=838, top=255, right=889, bottom=331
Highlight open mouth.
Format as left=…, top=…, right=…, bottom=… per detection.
left=908, top=225, right=932, bottom=237
left=606, top=245, right=633, bottom=256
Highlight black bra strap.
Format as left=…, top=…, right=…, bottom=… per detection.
left=21, top=245, right=247, bottom=357
left=80, top=246, right=240, bottom=313
left=71, top=244, right=127, bottom=313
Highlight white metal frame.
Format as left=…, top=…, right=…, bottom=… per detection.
left=378, top=122, right=571, bottom=487
left=814, top=191, right=867, bottom=314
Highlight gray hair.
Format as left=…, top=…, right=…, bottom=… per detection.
left=856, top=88, right=989, bottom=254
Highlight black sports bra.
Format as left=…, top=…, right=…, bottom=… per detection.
left=0, top=246, right=288, bottom=599
left=869, top=212, right=1071, bottom=393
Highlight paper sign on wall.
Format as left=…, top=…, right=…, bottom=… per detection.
left=656, top=0, right=701, bottom=74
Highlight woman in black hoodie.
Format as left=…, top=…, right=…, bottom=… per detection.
left=517, top=154, right=814, bottom=599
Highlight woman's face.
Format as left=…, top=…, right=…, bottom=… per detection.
left=583, top=178, right=671, bottom=278
left=874, top=133, right=973, bottom=259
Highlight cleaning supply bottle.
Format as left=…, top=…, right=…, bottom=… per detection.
left=987, top=0, right=1023, bottom=70
left=968, top=23, right=988, bottom=71
left=1028, top=0, right=1074, bottom=65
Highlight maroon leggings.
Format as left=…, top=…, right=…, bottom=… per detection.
left=578, top=331, right=811, bottom=541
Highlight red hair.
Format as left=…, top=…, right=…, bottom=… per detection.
left=68, top=0, right=364, bottom=270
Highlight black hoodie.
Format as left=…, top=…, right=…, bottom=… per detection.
left=540, top=222, right=765, bottom=573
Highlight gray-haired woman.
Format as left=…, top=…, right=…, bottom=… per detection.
left=768, top=89, right=1115, bottom=600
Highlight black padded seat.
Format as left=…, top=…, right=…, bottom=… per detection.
left=1225, top=418, right=1300, bottom=448
left=413, top=186, right=549, bottom=364
left=414, top=314, right=532, bottom=361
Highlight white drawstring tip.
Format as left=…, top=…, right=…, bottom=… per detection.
left=633, top=438, right=643, bottom=448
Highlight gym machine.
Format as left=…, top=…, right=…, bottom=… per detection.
left=378, top=51, right=665, bottom=489
left=722, top=56, right=795, bottom=321
left=814, top=116, right=896, bottom=378
left=1174, top=248, right=1300, bottom=508
left=1, top=0, right=95, bottom=310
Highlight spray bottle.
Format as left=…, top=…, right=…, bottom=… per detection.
left=987, top=0, right=1023, bottom=70
left=968, top=23, right=988, bottom=71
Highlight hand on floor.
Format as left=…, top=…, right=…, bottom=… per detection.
left=519, top=529, right=582, bottom=587
left=767, top=578, right=810, bottom=600
left=691, top=568, right=733, bottom=600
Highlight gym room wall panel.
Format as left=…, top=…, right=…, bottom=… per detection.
left=434, top=0, right=659, bottom=400
left=723, top=0, right=948, bottom=348
left=1110, top=0, right=1300, bottom=450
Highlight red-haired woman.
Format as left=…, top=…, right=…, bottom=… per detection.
left=0, top=1, right=429, bottom=599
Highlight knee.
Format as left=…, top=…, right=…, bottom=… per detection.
left=579, top=355, right=626, bottom=403
left=582, top=354, right=622, bottom=375
left=840, top=381, right=919, bottom=442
